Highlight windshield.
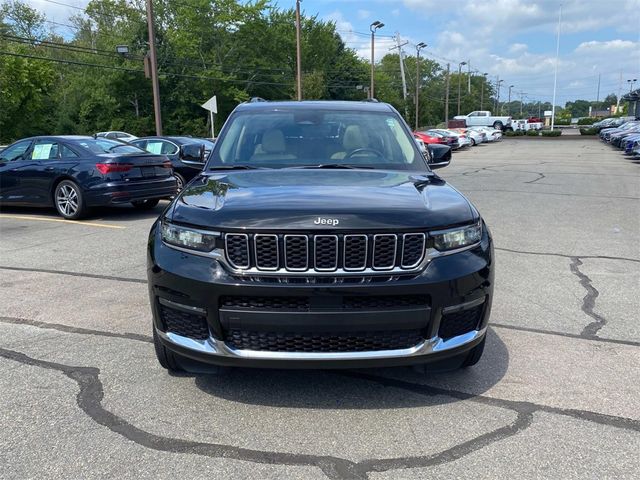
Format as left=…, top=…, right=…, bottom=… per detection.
left=208, top=108, right=427, bottom=171
left=73, top=138, right=146, bottom=154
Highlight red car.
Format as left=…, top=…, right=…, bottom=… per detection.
left=414, top=131, right=446, bottom=145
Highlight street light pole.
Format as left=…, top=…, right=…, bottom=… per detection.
left=415, top=42, right=427, bottom=131
left=507, top=85, right=514, bottom=115
left=444, top=63, right=450, bottom=125
left=369, top=21, right=384, bottom=99
left=145, top=0, right=162, bottom=135
left=295, top=0, right=302, bottom=101
left=480, top=72, right=488, bottom=110
left=457, top=61, right=467, bottom=116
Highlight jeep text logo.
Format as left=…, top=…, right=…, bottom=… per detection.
left=314, top=217, right=340, bottom=226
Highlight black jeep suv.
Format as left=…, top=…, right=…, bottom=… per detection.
left=148, top=100, right=494, bottom=372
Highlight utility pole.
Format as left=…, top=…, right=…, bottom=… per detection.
left=480, top=72, right=488, bottom=110
left=457, top=61, right=467, bottom=116
left=145, top=0, right=162, bottom=135
left=390, top=33, right=409, bottom=117
left=415, top=42, right=427, bottom=131
left=369, top=21, right=384, bottom=99
left=295, top=0, right=302, bottom=101
left=495, top=77, right=503, bottom=112
left=444, top=63, right=450, bottom=125
left=520, top=92, right=524, bottom=116
left=467, top=60, right=471, bottom=93
left=596, top=73, right=600, bottom=103
left=616, top=70, right=623, bottom=112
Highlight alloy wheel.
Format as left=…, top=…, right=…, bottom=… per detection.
left=56, top=184, right=79, bottom=217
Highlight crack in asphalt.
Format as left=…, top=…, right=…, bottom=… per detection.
left=569, top=257, right=607, bottom=337
left=0, top=346, right=531, bottom=480
left=495, top=247, right=640, bottom=263
left=4, top=344, right=638, bottom=479
left=0, top=316, right=153, bottom=343
left=458, top=188, right=640, bottom=200
left=490, top=323, right=640, bottom=347
left=0, top=265, right=146, bottom=284
left=524, top=172, right=546, bottom=184
left=1, top=321, right=639, bottom=478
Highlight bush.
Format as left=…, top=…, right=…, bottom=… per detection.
left=577, top=117, right=597, bottom=125
left=541, top=130, right=562, bottom=137
left=526, top=129, right=540, bottom=136
left=505, top=130, right=524, bottom=136
left=554, top=118, right=571, bottom=125
left=579, top=127, right=598, bottom=135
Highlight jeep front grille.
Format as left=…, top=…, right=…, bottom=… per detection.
left=224, top=232, right=426, bottom=275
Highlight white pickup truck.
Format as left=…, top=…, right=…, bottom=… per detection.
left=453, top=111, right=512, bottom=130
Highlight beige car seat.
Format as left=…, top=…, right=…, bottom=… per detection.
left=251, top=129, right=296, bottom=162
left=331, top=125, right=370, bottom=160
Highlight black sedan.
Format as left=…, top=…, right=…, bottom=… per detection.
left=129, top=137, right=213, bottom=191
left=0, top=136, right=177, bottom=219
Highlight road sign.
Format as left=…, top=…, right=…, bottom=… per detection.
left=201, top=96, right=217, bottom=138
left=201, top=96, right=217, bottom=113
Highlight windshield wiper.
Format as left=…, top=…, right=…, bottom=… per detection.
left=287, top=164, right=375, bottom=170
left=208, top=165, right=269, bottom=171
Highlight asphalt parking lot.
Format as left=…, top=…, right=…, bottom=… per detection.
left=1, top=137, right=639, bottom=479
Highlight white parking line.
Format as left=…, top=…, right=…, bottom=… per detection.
left=0, top=214, right=125, bottom=229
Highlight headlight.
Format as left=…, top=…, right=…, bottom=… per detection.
left=431, top=223, right=482, bottom=251
left=161, top=222, right=219, bottom=252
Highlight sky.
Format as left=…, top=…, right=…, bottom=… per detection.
left=28, top=0, right=640, bottom=106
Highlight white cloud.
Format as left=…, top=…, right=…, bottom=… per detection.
left=357, top=9, right=371, bottom=20
left=391, top=9, right=400, bottom=17
left=509, top=43, right=528, bottom=54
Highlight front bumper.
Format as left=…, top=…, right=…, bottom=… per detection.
left=147, top=223, right=494, bottom=368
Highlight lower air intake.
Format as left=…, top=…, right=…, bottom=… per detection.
left=225, top=329, right=423, bottom=352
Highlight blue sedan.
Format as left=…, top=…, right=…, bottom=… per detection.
left=0, top=136, right=177, bottom=219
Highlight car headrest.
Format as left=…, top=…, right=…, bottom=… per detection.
left=343, top=125, right=369, bottom=151
left=261, top=129, right=287, bottom=153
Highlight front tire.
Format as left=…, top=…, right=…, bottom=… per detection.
left=493, top=121, right=504, bottom=131
left=461, top=337, right=486, bottom=368
left=132, top=199, right=160, bottom=210
left=153, top=328, right=184, bottom=372
left=471, top=138, right=476, bottom=146
left=54, top=180, right=87, bottom=220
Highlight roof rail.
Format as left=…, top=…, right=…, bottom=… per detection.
left=361, top=98, right=380, bottom=103
left=248, top=97, right=267, bottom=103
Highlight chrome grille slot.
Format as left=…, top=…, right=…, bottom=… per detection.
left=254, top=234, right=279, bottom=270
left=372, top=234, right=397, bottom=270
left=223, top=232, right=427, bottom=276
left=284, top=235, right=309, bottom=271
left=314, top=235, right=338, bottom=271
left=225, top=234, right=249, bottom=269
left=343, top=235, right=368, bottom=271
left=401, top=233, right=426, bottom=268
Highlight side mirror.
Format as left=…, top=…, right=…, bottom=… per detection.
left=180, top=144, right=205, bottom=166
left=427, top=144, right=451, bottom=169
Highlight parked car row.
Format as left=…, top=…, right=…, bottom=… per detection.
left=598, top=118, right=640, bottom=158
left=414, top=126, right=502, bottom=150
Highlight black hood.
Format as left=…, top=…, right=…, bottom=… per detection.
left=169, top=170, right=476, bottom=231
